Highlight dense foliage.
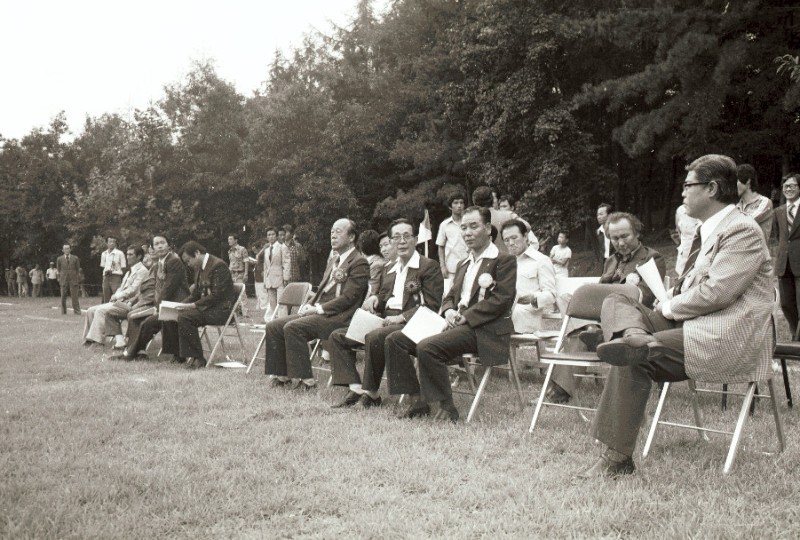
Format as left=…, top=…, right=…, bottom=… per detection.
left=2, top=0, right=798, bottom=282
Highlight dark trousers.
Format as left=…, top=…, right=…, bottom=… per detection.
left=416, top=324, right=481, bottom=403
left=60, top=282, right=80, bottom=314
left=102, top=274, right=123, bottom=303
left=264, top=314, right=346, bottom=379
left=779, top=267, right=800, bottom=335
left=177, top=306, right=231, bottom=360
left=591, top=293, right=687, bottom=456
left=383, top=331, right=421, bottom=395
left=329, top=322, right=404, bottom=390
left=127, top=314, right=179, bottom=357
left=47, top=278, right=59, bottom=297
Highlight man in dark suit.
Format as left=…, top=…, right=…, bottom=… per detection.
left=328, top=219, right=444, bottom=408
left=265, top=218, right=370, bottom=390
left=118, top=235, right=190, bottom=361
left=56, top=243, right=81, bottom=315
left=176, top=241, right=238, bottom=369
left=387, top=206, right=516, bottom=421
left=774, top=173, right=800, bottom=334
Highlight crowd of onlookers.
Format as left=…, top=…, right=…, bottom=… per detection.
left=4, top=262, right=70, bottom=298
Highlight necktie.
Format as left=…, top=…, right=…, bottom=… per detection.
left=322, top=256, right=341, bottom=293
left=675, top=230, right=701, bottom=294
left=789, top=204, right=796, bottom=228
left=268, top=245, right=273, bottom=263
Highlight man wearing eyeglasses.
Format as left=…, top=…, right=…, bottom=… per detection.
left=327, top=219, right=444, bottom=409
left=576, top=154, right=774, bottom=478
left=775, top=173, right=800, bottom=334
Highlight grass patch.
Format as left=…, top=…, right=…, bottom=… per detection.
left=1, top=297, right=799, bottom=538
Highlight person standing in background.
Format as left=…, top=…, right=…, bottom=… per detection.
left=46, top=262, right=59, bottom=296
left=29, top=264, right=44, bottom=297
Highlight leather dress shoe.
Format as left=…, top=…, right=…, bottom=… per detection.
left=574, top=454, right=635, bottom=479
left=577, top=329, right=604, bottom=352
left=596, top=333, right=655, bottom=367
left=170, top=356, right=187, bottom=364
left=545, top=383, right=571, bottom=404
left=331, top=391, right=362, bottom=408
left=187, top=358, right=206, bottom=369
left=397, top=403, right=431, bottom=419
left=290, top=380, right=316, bottom=391
left=435, top=403, right=459, bottom=423
left=354, top=394, right=382, bottom=409
left=269, top=378, right=288, bottom=388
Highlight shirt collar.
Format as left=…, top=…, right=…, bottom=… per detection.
left=131, top=261, right=145, bottom=273
left=336, top=246, right=356, bottom=264
left=699, top=204, right=736, bottom=245
left=201, top=252, right=210, bottom=270
left=468, top=242, right=498, bottom=264
left=519, top=245, right=540, bottom=261
left=388, top=250, right=420, bottom=274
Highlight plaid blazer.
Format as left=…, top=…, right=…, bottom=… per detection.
left=670, top=208, right=774, bottom=384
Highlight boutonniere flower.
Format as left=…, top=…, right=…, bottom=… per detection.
left=478, top=273, right=495, bottom=301
left=405, top=279, right=423, bottom=305
left=332, top=268, right=348, bottom=284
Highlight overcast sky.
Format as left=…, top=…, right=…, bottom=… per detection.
left=0, top=0, right=389, bottom=140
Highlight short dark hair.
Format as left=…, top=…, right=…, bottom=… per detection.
left=557, top=231, right=569, bottom=240
left=282, top=224, right=294, bottom=233
left=686, top=154, right=738, bottom=205
left=265, top=226, right=278, bottom=235
left=387, top=218, right=417, bottom=238
left=106, top=235, right=117, bottom=242
left=359, top=230, right=381, bottom=256
left=605, top=212, right=644, bottom=236
left=178, top=241, right=207, bottom=258
left=378, top=232, right=389, bottom=244
left=446, top=191, right=466, bottom=208
left=228, top=233, right=238, bottom=241
left=499, top=194, right=515, bottom=207
left=737, top=164, right=758, bottom=190
left=472, top=186, right=494, bottom=208
left=597, top=203, right=613, bottom=214
left=501, top=218, right=528, bottom=237
left=127, top=244, right=145, bottom=261
left=464, top=205, right=491, bottom=225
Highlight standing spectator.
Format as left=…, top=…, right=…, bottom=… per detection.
left=283, top=224, right=307, bottom=283
left=5, top=267, right=15, bottom=296
left=29, top=264, right=44, bottom=297
left=549, top=232, right=572, bottom=278
left=252, top=242, right=267, bottom=310
left=100, top=236, right=126, bottom=302
left=57, top=244, right=81, bottom=315
left=227, top=233, right=249, bottom=285
left=15, top=265, right=28, bottom=297
left=472, top=187, right=536, bottom=252
left=736, top=163, right=773, bottom=241
left=436, top=191, right=468, bottom=280
left=261, top=227, right=291, bottom=320
left=593, top=203, right=614, bottom=263
left=46, top=262, right=59, bottom=296
left=775, top=173, right=800, bottom=334
left=277, top=229, right=286, bottom=244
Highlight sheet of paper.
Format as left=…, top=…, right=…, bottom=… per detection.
left=214, top=361, right=248, bottom=369
left=158, top=300, right=193, bottom=321
left=636, top=257, right=668, bottom=303
left=345, top=308, right=385, bottom=344
left=402, top=306, right=449, bottom=344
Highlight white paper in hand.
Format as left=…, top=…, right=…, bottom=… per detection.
left=401, top=306, right=448, bottom=344
left=635, top=258, right=668, bottom=303
left=158, top=300, right=192, bottom=321
left=345, top=309, right=385, bottom=344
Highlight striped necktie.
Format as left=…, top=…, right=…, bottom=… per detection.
left=675, top=230, right=701, bottom=294
left=789, top=204, right=796, bottom=228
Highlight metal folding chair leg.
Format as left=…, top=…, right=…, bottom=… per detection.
left=246, top=332, right=266, bottom=374
left=780, top=359, right=793, bottom=408
left=466, top=367, right=492, bottom=423
left=723, top=382, right=756, bottom=474
left=767, top=378, right=786, bottom=455
left=529, top=364, right=555, bottom=435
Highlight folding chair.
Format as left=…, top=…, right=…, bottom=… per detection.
left=450, top=350, right=524, bottom=423
left=773, top=322, right=800, bottom=408
left=642, top=377, right=785, bottom=474
left=246, top=282, right=312, bottom=374
left=199, top=283, right=247, bottom=367
left=528, top=283, right=640, bottom=435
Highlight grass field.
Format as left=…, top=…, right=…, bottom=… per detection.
left=2, top=293, right=799, bottom=539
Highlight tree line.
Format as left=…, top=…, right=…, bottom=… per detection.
left=1, top=0, right=798, bottom=284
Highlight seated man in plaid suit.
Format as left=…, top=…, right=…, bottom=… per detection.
left=578, top=154, right=775, bottom=478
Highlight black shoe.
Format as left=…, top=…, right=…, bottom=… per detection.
left=331, top=391, right=362, bottom=408
left=290, top=380, right=316, bottom=391
left=596, top=334, right=655, bottom=367
left=545, top=383, right=571, bottom=404
left=186, top=358, right=206, bottom=369
left=397, top=403, right=431, bottom=419
left=436, top=402, right=459, bottom=423
left=269, top=378, right=288, bottom=388
left=170, top=356, right=187, bottom=364
left=578, top=329, right=604, bottom=352
left=574, top=454, right=636, bottom=479
left=355, top=394, right=382, bottom=409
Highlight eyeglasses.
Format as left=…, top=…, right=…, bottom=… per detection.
left=783, top=184, right=799, bottom=190
left=391, top=233, right=415, bottom=242
left=683, top=181, right=710, bottom=190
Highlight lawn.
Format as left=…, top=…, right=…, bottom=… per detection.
left=1, top=294, right=799, bottom=539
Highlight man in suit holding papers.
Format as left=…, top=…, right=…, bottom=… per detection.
left=328, top=219, right=443, bottom=409
left=578, top=155, right=775, bottom=478
left=387, top=206, right=516, bottom=421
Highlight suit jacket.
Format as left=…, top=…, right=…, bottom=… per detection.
left=600, top=244, right=666, bottom=307
left=310, top=248, right=370, bottom=323
left=441, top=248, right=517, bottom=366
left=56, top=254, right=81, bottom=285
left=774, top=203, right=800, bottom=276
left=375, top=253, right=444, bottom=320
left=154, top=251, right=190, bottom=307
left=112, top=262, right=150, bottom=302
left=183, top=254, right=238, bottom=311
left=671, top=208, right=774, bottom=384
left=260, top=242, right=291, bottom=289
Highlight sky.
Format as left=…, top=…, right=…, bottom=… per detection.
left=0, top=0, right=389, bottom=141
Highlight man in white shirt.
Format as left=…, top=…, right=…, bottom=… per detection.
left=501, top=219, right=556, bottom=333
left=100, top=236, right=126, bottom=303
left=436, top=191, right=468, bottom=280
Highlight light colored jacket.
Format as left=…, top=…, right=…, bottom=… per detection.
left=263, top=242, right=291, bottom=289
